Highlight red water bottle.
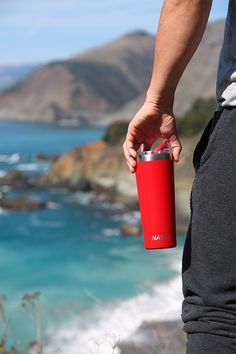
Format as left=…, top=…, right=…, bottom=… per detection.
left=135, top=139, right=176, bottom=249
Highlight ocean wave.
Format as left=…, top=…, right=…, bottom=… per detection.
left=30, top=214, right=65, bottom=228
left=111, top=210, right=141, bottom=225
left=47, top=201, right=61, bottom=209
left=0, top=170, right=6, bottom=178
left=44, top=268, right=183, bottom=354
left=67, top=191, right=125, bottom=211
left=0, top=207, right=10, bottom=215
left=67, top=191, right=98, bottom=206
left=102, top=228, right=121, bottom=237
left=0, top=153, right=20, bottom=163
left=0, top=185, right=11, bottom=193
left=16, top=162, right=47, bottom=172
left=99, top=200, right=126, bottom=211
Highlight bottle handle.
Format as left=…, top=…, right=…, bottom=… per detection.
left=151, top=139, right=169, bottom=154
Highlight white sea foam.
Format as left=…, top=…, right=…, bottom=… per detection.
left=68, top=191, right=98, bottom=206
left=0, top=153, right=20, bottom=163
left=0, top=207, right=10, bottom=215
left=99, top=200, right=126, bottom=211
left=47, top=201, right=60, bottom=209
left=44, top=265, right=183, bottom=354
left=0, top=186, right=11, bottom=192
left=16, top=163, right=42, bottom=172
left=102, top=228, right=121, bottom=237
left=68, top=191, right=126, bottom=212
left=0, top=170, right=6, bottom=178
left=30, top=214, right=65, bottom=228
left=111, top=210, right=141, bottom=225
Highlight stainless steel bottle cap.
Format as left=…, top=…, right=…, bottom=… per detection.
left=137, top=148, right=171, bottom=162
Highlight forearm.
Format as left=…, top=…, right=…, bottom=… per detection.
left=147, top=0, right=213, bottom=107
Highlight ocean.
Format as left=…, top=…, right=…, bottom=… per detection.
left=0, top=120, right=186, bottom=354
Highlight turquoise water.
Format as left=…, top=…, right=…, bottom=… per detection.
left=0, top=120, right=104, bottom=155
left=0, top=121, right=185, bottom=352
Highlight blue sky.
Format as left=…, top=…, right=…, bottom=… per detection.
left=0, top=0, right=228, bottom=65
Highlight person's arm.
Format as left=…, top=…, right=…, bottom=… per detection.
left=123, top=0, right=213, bottom=173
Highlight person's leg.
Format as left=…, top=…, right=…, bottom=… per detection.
left=186, top=333, right=236, bottom=354
left=181, top=106, right=236, bottom=353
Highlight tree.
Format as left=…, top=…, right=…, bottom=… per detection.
left=103, top=121, right=129, bottom=145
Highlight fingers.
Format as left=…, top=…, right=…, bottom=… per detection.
left=123, top=141, right=153, bottom=173
left=168, top=134, right=182, bottom=162
left=123, top=126, right=141, bottom=173
left=123, top=139, right=137, bottom=173
left=142, top=143, right=152, bottom=151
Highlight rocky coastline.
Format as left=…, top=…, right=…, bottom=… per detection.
left=0, top=135, right=195, bottom=352
left=0, top=193, right=47, bottom=211
left=0, top=137, right=197, bottom=233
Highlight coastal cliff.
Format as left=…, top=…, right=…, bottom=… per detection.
left=36, top=136, right=197, bottom=234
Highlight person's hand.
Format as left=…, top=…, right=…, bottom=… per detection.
left=122, top=97, right=182, bottom=173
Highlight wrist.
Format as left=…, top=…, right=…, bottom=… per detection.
left=146, top=89, right=174, bottom=113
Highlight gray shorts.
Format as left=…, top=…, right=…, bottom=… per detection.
left=181, top=107, right=236, bottom=353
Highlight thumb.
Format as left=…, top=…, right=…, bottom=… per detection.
left=168, top=134, right=182, bottom=162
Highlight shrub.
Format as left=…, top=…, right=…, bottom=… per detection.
left=177, top=97, right=216, bottom=137
left=103, top=97, right=217, bottom=145
left=103, top=120, right=129, bottom=145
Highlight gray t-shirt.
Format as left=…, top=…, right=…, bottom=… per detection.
left=216, top=0, right=236, bottom=111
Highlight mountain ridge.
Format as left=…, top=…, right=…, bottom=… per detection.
left=0, top=20, right=225, bottom=125
left=0, top=63, right=38, bottom=91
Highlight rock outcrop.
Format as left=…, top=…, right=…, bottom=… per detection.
left=0, top=193, right=47, bottom=211
left=36, top=136, right=198, bottom=234
left=120, top=223, right=140, bottom=237
left=0, top=132, right=198, bottom=232
left=0, top=170, right=32, bottom=190
left=118, top=320, right=186, bottom=354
